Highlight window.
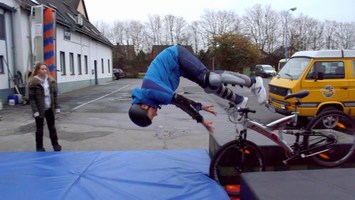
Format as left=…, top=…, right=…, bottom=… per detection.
left=0, top=55, right=4, bottom=74
left=69, top=52, right=74, bottom=75
left=60, top=51, right=66, bottom=75
left=101, top=58, right=104, bottom=73
left=0, top=14, right=5, bottom=40
left=64, top=26, right=71, bottom=40
left=77, top=54, right=82, bottom=75
left=84, top=55, right=88, bottom=74
left=278, top=58, right=311, bottom=80
left=107, top=59, right=111, bottom=73
left=306, top=61, right=344, bottom=79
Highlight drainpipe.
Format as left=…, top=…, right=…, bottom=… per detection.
left=4, top=7, right=17, bottom=95
left=10, top=8, right=17, bottom=84
left=4, top=9, right=11, bottom=94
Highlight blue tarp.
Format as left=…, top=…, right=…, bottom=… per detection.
left=0, top=149, right=229, bottom=200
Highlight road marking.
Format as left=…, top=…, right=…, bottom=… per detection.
left=72, top=84, right=130, bottom=111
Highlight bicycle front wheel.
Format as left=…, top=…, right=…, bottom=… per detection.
left=209, top=140, right=265, bottom=186
left=304, top=110, right=355, bottom=167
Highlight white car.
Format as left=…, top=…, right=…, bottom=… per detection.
left=255, top=64, right=276, bottom=77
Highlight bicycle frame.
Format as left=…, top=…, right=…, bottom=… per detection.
left=239, top=114, right=297, bottom=154
left=233, top=92, right=309, bottom=156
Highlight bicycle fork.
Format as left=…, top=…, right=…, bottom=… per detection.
left=234, top=130, right=248, bottom=172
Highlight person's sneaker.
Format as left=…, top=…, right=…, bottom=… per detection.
left=235, top=97, right=248, bottom=108
left=53, top=144, right=62, bottom=152
left=36, top=147, right=46, bottom=152
left=251, top=77, right=267, bottom=104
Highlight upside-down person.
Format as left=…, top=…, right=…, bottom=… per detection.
left=128, top=45, right=267, bottom=133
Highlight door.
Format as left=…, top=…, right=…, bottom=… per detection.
left=302, top=61, right=348, bottom=107
left=94, top=60, right=98, bottom=85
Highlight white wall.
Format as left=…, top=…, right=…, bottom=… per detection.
left=0, top=0, right=113, bottom=101
left=56, top=25, right=112, bottom=84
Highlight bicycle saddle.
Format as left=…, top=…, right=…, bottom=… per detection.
left=284, top=90, right=309, bottom=100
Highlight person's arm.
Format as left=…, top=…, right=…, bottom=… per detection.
left=171, top=93, right=203, bottom=123
left=171, top=94, right=215, bottom=133
left=51, top=80, right=61, bottom=113
left=28, top=83, right=40, bottom=118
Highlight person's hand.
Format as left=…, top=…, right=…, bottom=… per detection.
left=33, top=112, right=39, bottom=118
left=202, top=119, right=214, bottom=134
left=202, top=104, right=217, bottom=116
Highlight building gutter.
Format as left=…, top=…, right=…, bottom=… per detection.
left=2, top=4, right=17, bottom=93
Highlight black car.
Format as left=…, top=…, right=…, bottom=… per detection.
left=113, top=68, right=125, bottom=80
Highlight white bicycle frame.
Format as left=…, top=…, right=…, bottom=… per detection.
left=239, top=113, right=298, bottom=154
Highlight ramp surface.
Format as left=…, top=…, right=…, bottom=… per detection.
left=240, top=168, right=355, bottom=200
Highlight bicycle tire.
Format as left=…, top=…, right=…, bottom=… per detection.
left=209, top=140, right=265, bottom=186
left=303, top=110, right=355, bottom=167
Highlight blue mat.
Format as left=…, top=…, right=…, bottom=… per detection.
left=0, top=149, right=229, bottom=200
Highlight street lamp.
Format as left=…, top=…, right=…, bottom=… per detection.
left=285, top=7, right=297, bottom=60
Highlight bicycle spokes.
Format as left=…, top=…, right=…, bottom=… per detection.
left=209, top=140, right=265, bottom=186
left=304, top=110, right=355, bottom=167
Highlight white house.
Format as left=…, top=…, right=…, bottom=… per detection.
left=0, top=0, right=114, bottom=104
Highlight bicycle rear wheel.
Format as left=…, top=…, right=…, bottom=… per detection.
left=209, top=140, right=265, bottom=186
left=304, top=110, right=355, bottom=167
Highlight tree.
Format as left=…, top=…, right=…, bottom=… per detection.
left=145, top=15, right=164, bottom=45
left=334, top=22, right=355, bottom=49
left=126, top=20, right=145, bottom=53
left=199, top=9, right=242, bottom=47
left=163, top=15, right=188, bottom=45
left=111, top=20, right=126, bottom=45
left=212, top=34, right=259, bottom=72
left=243, top=4, right=279, bottom=53
left=188, top=21, right=204, bottom=53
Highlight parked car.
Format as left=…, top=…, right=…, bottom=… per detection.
left=255, top=64, right=276, bottom=77
left=113, top=68, right=125, bottom=80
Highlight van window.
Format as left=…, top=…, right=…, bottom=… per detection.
left=306, top=61, right=344, bottom=79
left=277, top=58, right=310, bottom=80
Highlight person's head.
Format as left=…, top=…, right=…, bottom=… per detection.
left=128, top=104, right=158, bottom=127
left=31, top=62, right=48, bottom=79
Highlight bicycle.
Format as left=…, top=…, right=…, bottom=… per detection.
left=209, top=90, right=355, bottom=187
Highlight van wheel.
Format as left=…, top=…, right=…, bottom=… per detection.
left=316, top=107, right=340, bottom=129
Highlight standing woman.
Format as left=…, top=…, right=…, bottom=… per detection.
left=28, top=62, right=62, bottom=152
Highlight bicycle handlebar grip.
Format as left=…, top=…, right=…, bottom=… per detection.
left=237, top=107, right=256, bottom=113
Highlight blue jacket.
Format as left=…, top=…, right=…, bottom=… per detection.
left=132, top=46, right=181, bottom=108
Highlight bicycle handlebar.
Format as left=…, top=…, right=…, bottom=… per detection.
left=228, top=103, right=256, bottom=114
left=284, top=90, right=309, bottom=100
left=237, top=107, right=256, bottom=114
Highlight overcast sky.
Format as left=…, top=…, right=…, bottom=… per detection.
left=85, top=0, right=355, bottom=24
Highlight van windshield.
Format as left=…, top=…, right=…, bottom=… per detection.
left=277, top=58, right=311, bottom=80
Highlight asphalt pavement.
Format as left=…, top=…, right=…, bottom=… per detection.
left=0, top=77, right=279, bottom=152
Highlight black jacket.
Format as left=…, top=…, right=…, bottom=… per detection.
left=28, top=76, right=60, bottom=118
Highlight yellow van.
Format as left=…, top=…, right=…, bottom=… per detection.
left=268, top=50, right=355, bottom=118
